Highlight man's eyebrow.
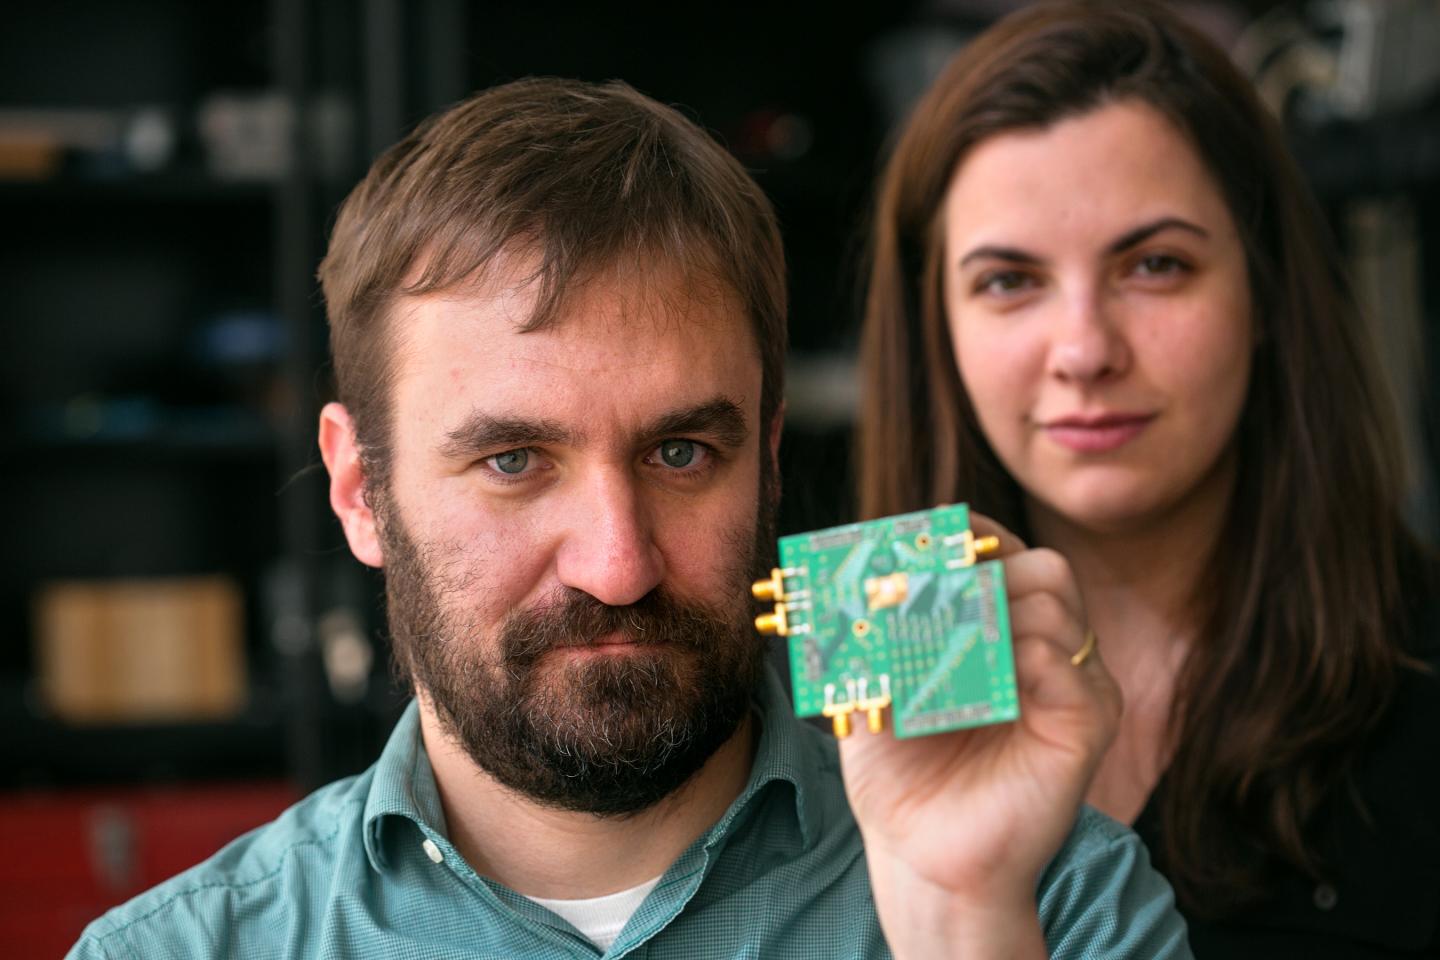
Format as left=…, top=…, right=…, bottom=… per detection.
left=641, top=398, right=749, bottom=447
left=436, top=399, right=748, bottom=459
left=439, top=414, right=575, bottom=459
left=1104, top=216, right=1209, bottom=255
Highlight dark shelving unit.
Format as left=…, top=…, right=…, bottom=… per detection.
left=0, top=4, right=359, bottom=953
left=0, top=0, right=384, bottom=806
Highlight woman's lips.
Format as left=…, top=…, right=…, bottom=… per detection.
left=1042, top=414, right=1155, bottom=453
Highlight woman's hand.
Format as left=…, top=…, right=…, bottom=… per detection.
left=839, top=513, right=1122, bottom=959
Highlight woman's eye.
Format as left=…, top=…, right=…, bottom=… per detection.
left=487, top=449, right=530, bottom=475
left=658, top=439, right=700, bottom=468
left=1133, top=254, right=1188, bottom=277
left=975, top=270, right=1035, bottom=296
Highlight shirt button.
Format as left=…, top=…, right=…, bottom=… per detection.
left=422, top=838, right=444, bottom=864
left=1313, top=883, right=1338, bottom=911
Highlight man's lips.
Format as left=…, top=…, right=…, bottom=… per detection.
left=1040, top=413, right=1155, bottom=453
left=591, top=630, right=639, bottom=646
left=549, top=629, right=658, bottom=655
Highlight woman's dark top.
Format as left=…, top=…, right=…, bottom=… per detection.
left=1135, top=574, right=1440, bottom=957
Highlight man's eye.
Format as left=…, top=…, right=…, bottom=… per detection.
left=487, top=449, right=530, bottom=475
left=658, top=439, right=699, bottom=468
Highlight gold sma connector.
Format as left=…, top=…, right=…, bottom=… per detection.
left=752, top=567, right=809, bottom=638
left=754, top=605, right=789, bottom=636
left=944, top=530, right=1003, bottom=569
left=751, top=568, right=785, bottom=603
left=823, top=676, right=893, bottom=739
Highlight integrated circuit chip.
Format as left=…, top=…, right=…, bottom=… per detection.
left=754, top=503, right=1020, bottom=739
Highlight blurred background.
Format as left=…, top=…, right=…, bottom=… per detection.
left=1, top=0, right=1436, bottom=954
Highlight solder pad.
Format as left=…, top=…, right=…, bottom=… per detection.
left=758, top=504, right=1019, bottom=739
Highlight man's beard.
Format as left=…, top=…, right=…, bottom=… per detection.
left=376, top=490, right=774, bottom=817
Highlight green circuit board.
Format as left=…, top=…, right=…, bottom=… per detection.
left=757, top=504, right=1019, bottom=739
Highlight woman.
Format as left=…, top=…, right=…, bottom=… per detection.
left=857, top=2, right=1440, bottom=955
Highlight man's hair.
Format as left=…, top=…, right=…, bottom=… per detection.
left=858, top=0, right=1420, bottom=916
left=319, top=77, right=787, bottom=490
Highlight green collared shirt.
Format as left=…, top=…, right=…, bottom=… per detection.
left=70, top=670, right=1191, bottom=958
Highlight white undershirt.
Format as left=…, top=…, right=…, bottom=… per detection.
left=527, top=875, right=664, bottom=951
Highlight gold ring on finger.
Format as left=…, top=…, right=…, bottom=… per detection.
left=1071, top=628, right=1098, bottom=668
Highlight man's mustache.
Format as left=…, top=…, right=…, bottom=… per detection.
left=498, top=588, right=726, bottom=667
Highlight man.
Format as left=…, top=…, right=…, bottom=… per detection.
left=70, top=79, right=1190, bottom=959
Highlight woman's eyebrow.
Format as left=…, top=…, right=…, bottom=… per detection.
left=958, top=245, right=1045, bottom=269
left=1105, top=216, right=1209, bottom=254
left=957, top=216, right=1211, bottom=270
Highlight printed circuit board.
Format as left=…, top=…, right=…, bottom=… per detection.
left=754, top=504, right=1019, bottom=738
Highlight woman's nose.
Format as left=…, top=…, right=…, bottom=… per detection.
left=1046, top=289, right=1130, bottom=384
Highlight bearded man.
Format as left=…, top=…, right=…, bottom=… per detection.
left=70, top=78, right=1190, bottom=959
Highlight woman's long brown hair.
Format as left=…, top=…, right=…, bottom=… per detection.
left=857, top=0, right=1420, bottom=914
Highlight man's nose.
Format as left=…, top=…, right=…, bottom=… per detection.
left=1045, top=287, right=1130, bottom=384
left=554, top=471, right=665, bottom=607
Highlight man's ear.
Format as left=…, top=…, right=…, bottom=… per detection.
left=766, top=401, right=785, bottom=505
left=318, top=402, right=385, bottom=568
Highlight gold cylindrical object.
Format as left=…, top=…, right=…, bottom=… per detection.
left=867, top=707, right=885, bottom=734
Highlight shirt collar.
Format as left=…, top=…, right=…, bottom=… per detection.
left=361, top=699, right=447, bottom=872
left=716, top=664, right=832, bottom=850
left=360, top=663, right=833, bottom=873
